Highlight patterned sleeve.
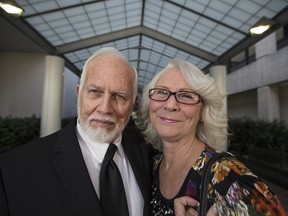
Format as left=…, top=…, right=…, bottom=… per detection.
left=207, top=157, right=287, bottom=216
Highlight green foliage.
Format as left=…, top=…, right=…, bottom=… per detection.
left=0, top=116, right=40, bottom=152
left=228, top=117, right=288, bottom=153
left=0, top=116, right=74, bottom=152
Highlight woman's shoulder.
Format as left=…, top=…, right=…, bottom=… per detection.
left=201, top=145, right=255, bottom=178
left=205, top=151, right=287, bottom=215
left=193, top=144, right=219, bottom=171
left=194, top=145, right=255, bottom=178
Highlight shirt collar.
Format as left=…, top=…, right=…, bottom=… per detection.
left=76, top=120, right=125, bottom=162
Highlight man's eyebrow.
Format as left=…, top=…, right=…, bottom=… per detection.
left=86, top=84, right=102, bottom=89
left=111, top=90, right=128, bottom=96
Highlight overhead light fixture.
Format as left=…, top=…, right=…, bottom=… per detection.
left=249, top=17, right=275, bottom=36
left=0, top=1, right=23, bottom=17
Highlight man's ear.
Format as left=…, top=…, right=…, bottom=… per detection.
left=76, top=85, right=80, bottom=96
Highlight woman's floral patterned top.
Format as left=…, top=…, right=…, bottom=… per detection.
left=150, top=145, right=287, bottom=216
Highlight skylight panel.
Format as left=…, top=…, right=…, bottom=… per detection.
left=184, top=0, right=205, bottom=13
left=194, top=23, right=212, bottom=34
left=204, top=8, right=225, bottom=20
left=109, top=6, right=125, bottom=15
left=209, top=0, right=232, bottom=13
left=26, top=16, right=44, bottom=25
left=266, top=0, right=288, bottom=11
left=84, top=2, right=105, bottom=13
left=69, top=14, right=88, bottom=23
left=235, top=0, right=260, bottom=14
left=42, top=11, right=65, bottom=22
left=127, top=8, right=141, bottom=17
left=54, top=25, right=74, bottom=34
left=74, top=21, right=91, bottom=29
left=162, top=8, right=179, bottom=20
left=126, top=1, right=141, bottom=10
left=198, top=17, right=217, bottom=28
left=32, top=0, right=58, bottom=13
left=229, top=8, right=251, bottom=22
left=182, top=10, right=199, bottom=22
left=41, top=29, right=55, bottom=37
left=163, top=46, right=178, bottom=58
left=105, top=0, right=124, bottom=8
left=127, top=19, right=141, bottom=28
left=49, top=19, right=70, bottom=28
left=257, top=7, right=276, bottom=18
left=34, top=23, right=50, bottom=31
left=206, top=35, right=222, bottom=45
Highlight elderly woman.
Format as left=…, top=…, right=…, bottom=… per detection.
left=136, top=58, right=287, bottom=216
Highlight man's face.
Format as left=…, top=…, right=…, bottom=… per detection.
left=77, top=54, right=135, bottom=143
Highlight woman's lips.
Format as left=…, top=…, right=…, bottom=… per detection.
left=159, top=116, right=178, bottom=123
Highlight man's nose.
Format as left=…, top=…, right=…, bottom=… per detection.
left=97, top=94, right=113, bottom=114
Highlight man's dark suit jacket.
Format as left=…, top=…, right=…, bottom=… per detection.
left=0, top=119, right=152, bottom=216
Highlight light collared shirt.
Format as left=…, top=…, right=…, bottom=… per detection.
left=76, top=121, right=144, bottom=216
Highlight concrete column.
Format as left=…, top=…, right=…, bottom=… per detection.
left=40, top=55, right=65, bottom=137
left=210, top=65, right=227, bottom=115
left=209, top=65, right=227, bottom=150
left=257, top=85, right=280, bottom=121
left=255, top=32, right=277, bottom=59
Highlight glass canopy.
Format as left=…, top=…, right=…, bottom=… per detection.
left=15, top=0, right=288, bottom=91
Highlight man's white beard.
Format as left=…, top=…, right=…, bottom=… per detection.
left=79, top=114, right=126, bottom=143
left=82, top=123, right=119, bottom=143
left=77, top=100, right=128, bottom=143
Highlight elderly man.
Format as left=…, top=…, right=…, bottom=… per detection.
left=0, top=47, right=152, bottom=216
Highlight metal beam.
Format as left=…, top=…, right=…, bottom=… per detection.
left=55, top=26, right=142, bottom=54
left=56, top=26, right=217, bottom=63
left=140, top=27, right=217, bottom=63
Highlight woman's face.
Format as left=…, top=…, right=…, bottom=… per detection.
left=149, top=68, right=202, bottom=143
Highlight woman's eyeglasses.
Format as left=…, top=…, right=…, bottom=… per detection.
left=149, top=88, right=202, bottom=105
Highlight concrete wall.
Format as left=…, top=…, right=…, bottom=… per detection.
left=0, top=52, right=79, bottom=119
left=0, top=53, right=45, bottom=117
left=227, top=46, right=288, bottom=95
left=227, top=45, right=288, bottom=122
left=228, top=84, right=288, bottom=122
left=227, top=90, right=258, bottom=119
left=279, top=82, right=288, bottom=121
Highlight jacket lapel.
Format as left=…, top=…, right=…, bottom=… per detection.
left=53, top=120, right=104, bottom=216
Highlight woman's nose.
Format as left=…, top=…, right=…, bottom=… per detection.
left=164, top=95, right=180, bottom=111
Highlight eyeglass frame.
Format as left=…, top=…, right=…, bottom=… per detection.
left=148, top=88, right=202, bottom=105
